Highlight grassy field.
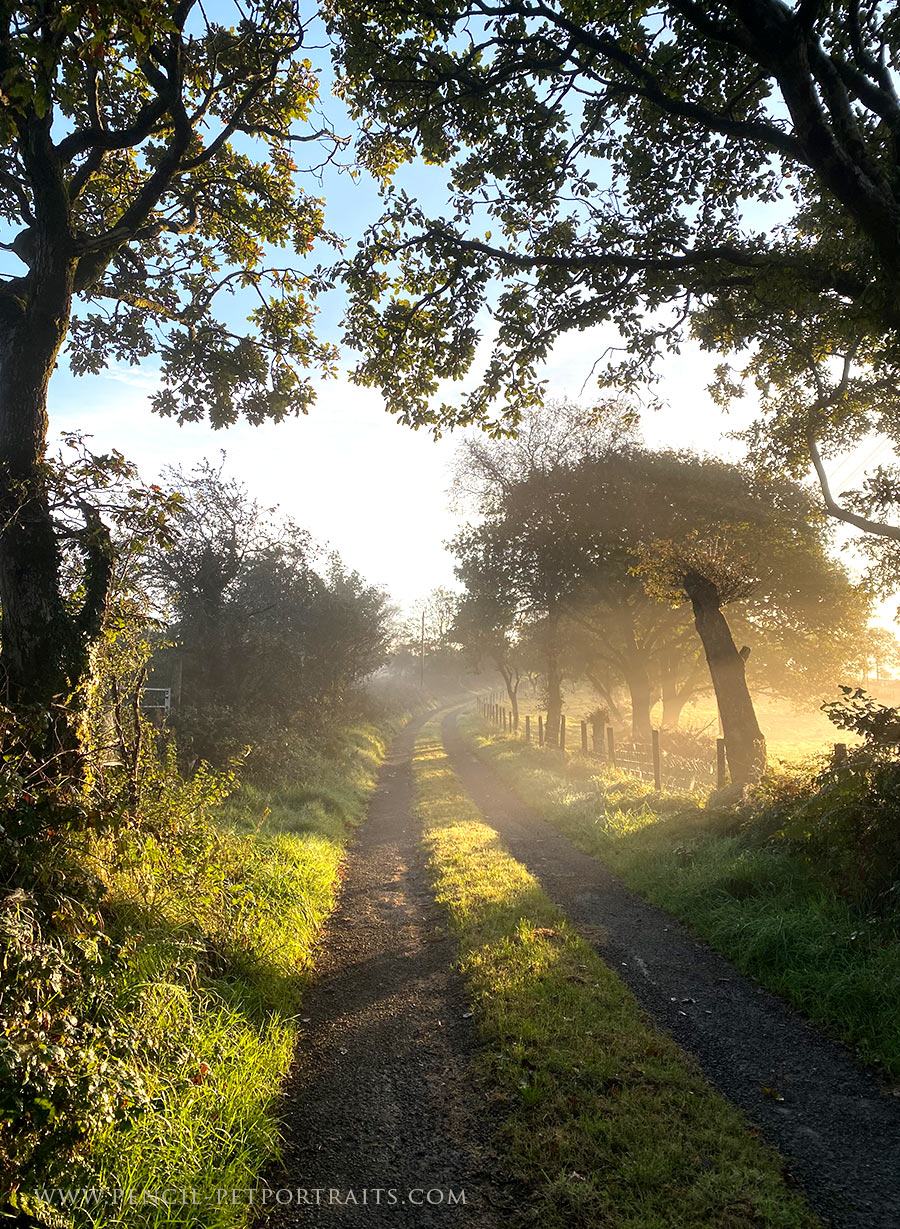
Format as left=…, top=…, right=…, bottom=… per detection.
left=463, top=716, right=900, bottom=1080
left=505, top=681, right=852, bottom=761
left=26, top=725, right=390, bottom=1229
left=414, top=721, right=818, bottom=1228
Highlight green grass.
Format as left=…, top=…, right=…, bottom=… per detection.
left=463, top=718, right=900, bottom=1080
left=31, top=723, right=391, bottom=1229
left=414, top=723, right=818, bottom=1229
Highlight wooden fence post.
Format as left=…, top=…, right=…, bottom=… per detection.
left=651, top=728, right=661, bottom=792
left=560, top=715, right=566, bottom=752
left=525, top=715, right=531, bottom=743
left=591, top=716, right=603, bottom=754
left=716, top=738, right=727, bottom=789
left=538, top=715, right=544, bottom=747
left=581, top=720, right=588, bottom=753
left=606, top=725, right=615, bottom=766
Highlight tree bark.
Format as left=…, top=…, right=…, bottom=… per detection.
left=623, top=654, right=653, bottom=743
left=496, top=658, right=520, bottom=727
left=0, top=310, right=73, bottom=714
left=0, top=117, right=113, bottom=759
left=661, top=680, right=689, bottom=731
left=683, top=572, right=766, bottom=786
left=544, top=611, right=563, bottom=748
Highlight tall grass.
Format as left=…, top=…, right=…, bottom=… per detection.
left=464, top=721, right=900, bottom=1080
left=29, top=724, right=390, bottom=1229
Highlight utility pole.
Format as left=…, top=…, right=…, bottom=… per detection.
left=420, top=610, right=425, bottom=689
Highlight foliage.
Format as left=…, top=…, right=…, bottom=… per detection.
left=331, top=0, right=900, bottom=434
left=0, top=0, right=360, bottom=721
left=754, top=688, right=900, bottom=902
left=1, top=1, right=344, bottom=426
left=0, top=702, right=231, bottom=1196
left=146, top=459, right=393, bottom=769
left=2, top=687, right=394, bottom=1218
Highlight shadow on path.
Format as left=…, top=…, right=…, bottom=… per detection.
left=261, top=710, right=504, bottom=1227
left=443, top=709, right=900, bottom=1229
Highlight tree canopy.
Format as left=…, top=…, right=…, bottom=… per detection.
left=331, top=0, right=900, bottom=527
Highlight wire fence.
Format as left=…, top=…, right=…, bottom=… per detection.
left=476, top=695, right=729, bottom=793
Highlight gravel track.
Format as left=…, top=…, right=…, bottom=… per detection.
left=442, top=708, right=900, bottom=1229
left=261, top=711, right=503, bottom=1227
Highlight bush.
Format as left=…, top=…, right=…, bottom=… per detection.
left=742, top=689, right=900, bottom=905
left=0, top=704, right=237, bottom=1202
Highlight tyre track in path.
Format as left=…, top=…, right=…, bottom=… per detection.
left=442, top=709, right=900, bottom=1229
left=262, top=711, right=504, bottom=1227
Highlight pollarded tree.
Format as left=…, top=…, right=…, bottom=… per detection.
left=0, top=2, right=351, bottom=745
left=640, top=532, right=769, bottom=786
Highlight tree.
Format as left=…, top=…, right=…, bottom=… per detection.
left=147, top=460, right=391, bottom=766
left=454, top=435, right=867, bottom=779
left=451, top=397, right=639, bottom=514
left=0, top=1, right=351, bottom=742
left=641, top=533, right=768, bottom=785
left=332, top=1, right=900, bottom=527
left=452, top=483, right=585, bottom=745
left=452, top=585, right=525, bottom=725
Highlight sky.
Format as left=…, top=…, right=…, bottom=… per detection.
left=39, top=6, right=900, bottom=628
left=49, top=331, right=756, bottom=612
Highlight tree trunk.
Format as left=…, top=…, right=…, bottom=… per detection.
left=544, top=614, right=563, bottom=748
left=661, top=681, right=689, bottom=731
left=624, top=656, right=653, bottom=743
left=585, top=669, right=622, bottom=721
left=497, top=660, right=520, bottom=728
left=0, top=128, right=110, bottom=759
left=0, top=336, right=72, bottom=716
left=683, top=572, right=766, bottom=786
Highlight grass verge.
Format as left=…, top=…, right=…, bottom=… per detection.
left=413, top=722, right=818, bottom=1228
left=462, top=718, right=900, bottom=1080
left=27, top=723, right=391, bottom=1229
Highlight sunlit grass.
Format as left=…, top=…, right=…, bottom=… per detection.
left=464, top=718, right=900, bottom=1079
left=414, top=727, right=819, bottom=1229
left=47, top=724, right=391, bottom=1229
left=506, top=681, right=853, bottom=760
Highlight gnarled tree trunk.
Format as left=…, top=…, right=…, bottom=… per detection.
left=683, top=572, right=766, bottom=786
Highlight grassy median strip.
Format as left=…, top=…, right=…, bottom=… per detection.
left=414, top=725, right=817, bottom=1229
left=461, top=719, right=900, bottom=1080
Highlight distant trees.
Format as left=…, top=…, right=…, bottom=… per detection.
left=452, top=438, right=867, bottom=783
left=148, top=461, right=392, bottom=766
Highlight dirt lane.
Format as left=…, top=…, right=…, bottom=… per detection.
left=442, top=709, right=900, bottom=1229
left=262, top=712, right=503, bottom=1227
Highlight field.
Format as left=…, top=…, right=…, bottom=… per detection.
left=504, top=681, right=857, bottom=762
